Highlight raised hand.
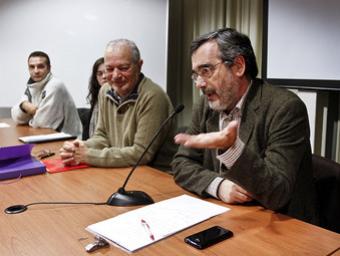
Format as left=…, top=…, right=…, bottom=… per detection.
left=174, top=120, right=238, bottom=150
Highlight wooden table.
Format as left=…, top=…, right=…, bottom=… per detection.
left=1, top=119, right=339, bottom=256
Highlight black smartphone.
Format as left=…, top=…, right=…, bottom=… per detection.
left=184, top=226, right=233, bottom=249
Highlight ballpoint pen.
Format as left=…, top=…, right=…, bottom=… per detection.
left=40, top=152, right=55, bottom=159
left=141, top=219, right=155, bottom=241
left=37, top=149, right=55, bottom=159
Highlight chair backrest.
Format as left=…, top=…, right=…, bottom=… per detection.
left=0, top=107, right=11, bottom=118
left=312, top=154, right=340, bottom=233
left=77, top=108, right=91, bottom=140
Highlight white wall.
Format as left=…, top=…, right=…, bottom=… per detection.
left=290, top=90, right=317, bottom=152
left=0, top=0, right=168, bottom=108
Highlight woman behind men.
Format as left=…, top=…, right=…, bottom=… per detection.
left=83, top=57, right=107, bottom=139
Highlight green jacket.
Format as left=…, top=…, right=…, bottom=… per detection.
left=172, top=79, right=318, bottom=224
left=85, top=75, right=177, bottom=172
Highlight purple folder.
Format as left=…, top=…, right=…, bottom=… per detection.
left=0, top=144, right=46, bottom=180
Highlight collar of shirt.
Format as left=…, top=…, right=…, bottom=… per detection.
left=219, top=80, right=252, bottom=130
left=106, top=73, right=144, bottom=106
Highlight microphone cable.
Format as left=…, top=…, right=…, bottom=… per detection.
left=5, top=201, right=107, bottom=214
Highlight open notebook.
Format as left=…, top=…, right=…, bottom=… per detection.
left=86, top=195, right=229, bottom=252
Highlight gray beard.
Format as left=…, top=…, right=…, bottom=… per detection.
left=208, top=100, right=228, bottom=112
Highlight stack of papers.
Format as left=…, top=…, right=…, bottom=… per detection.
left=18, top=132, right=76, bottom=143
left=86, top=195, right=229, bottom=252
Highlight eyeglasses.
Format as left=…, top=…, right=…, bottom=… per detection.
left=191, top=61, right=230, bottom=83
left=191, top=62, right=223, bottom=83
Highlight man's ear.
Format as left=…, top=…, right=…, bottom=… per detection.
left=232, top=55, right=246, bottom=77
left=137, top=59, right=143, bottom=71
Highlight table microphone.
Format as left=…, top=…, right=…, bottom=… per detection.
left=106, top=104, right=184, bottom=206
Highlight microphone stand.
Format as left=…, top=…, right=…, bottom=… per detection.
left=106, top=104, right=184, bottom=206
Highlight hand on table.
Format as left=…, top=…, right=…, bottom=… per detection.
left=219, top=179, right=253, bottom=204
left=59, top=139, right=87, bottom=166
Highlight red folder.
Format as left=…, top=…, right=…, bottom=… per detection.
left=42, top=158, right=89, bottom=173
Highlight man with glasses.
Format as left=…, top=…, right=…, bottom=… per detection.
left=172, top=28, right=318, bottom=224
left=59, top=39, right=176, bottom=172
left=11, top=51, right=82, bottom=137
